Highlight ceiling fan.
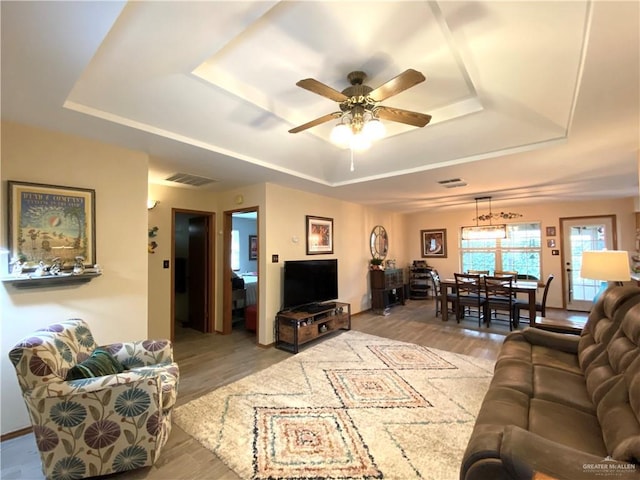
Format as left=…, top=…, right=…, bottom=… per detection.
left=288, top=69, right=432, bottom=149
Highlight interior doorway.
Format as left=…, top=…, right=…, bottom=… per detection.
left=222, top=208, right=259, bottom=338
left=172, top=209, right=215, bottom=336
left=560, top=215, right=617, bottom=311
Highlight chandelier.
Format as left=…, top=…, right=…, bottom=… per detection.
left=461, top=197, right=522, bottom=240
left=329, top=104, right=385, bottom=152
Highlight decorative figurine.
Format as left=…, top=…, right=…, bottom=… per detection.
left=34, top=261, right=47, bottom=277
left=49, top=257, right=63, bottom=275
left=73, top=256, right=85, bottom=275
left=10, top=257, right=24, bottom=277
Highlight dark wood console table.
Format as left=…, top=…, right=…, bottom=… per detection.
left=370, top=268, right=405, bottom=314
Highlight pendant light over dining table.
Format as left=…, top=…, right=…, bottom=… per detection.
left=461, top=197, right=522, bottom=240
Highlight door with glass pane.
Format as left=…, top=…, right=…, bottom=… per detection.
left=561, top=216, right=616, bottom=311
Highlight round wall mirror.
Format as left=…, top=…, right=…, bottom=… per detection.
left=370, top=225, right=389, bottom=259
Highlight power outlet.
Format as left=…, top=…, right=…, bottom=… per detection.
left=163, top=260, right=170, bottom=268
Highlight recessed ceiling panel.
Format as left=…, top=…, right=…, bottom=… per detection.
left=193, top=1, right=480, bottom=143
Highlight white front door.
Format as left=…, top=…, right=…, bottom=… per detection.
left=561, top=216, right=616, bottom=311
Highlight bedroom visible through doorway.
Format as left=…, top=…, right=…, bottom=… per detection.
left=230, top=210, right=258, bottom=335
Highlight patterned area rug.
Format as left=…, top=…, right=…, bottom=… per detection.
left=173, top=331, right=494, bottom=480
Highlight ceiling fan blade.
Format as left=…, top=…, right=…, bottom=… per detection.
left=375, top=106, right=432, bottom=128
left=288, top=112, right=341, bottom=134
left=369, top=69, right=426, bottom=102
left=296, top=78, right=348, bottom=102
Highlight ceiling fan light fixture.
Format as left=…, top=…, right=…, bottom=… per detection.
left=362, top=117, right=385, bottom=140
left=330, top=122, right=352, bottom=147
left=350, top=132, right=372, bottom=151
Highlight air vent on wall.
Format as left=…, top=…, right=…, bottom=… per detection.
left=437, top=178, right=467, bottom=188
left=164, top=173, right=217, bottom=187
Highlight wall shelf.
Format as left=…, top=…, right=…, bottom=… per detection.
left=2, top=272, right=101, bottom=289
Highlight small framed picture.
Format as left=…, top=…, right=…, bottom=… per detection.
left=306, top=215, right=333, bottom=255
left=248, top=235, right=258, bottom=260
left=421, top=229, right=447, bottom=258
left=546, top=226, right=556, bottom=237
left=547, top=239, right=556, bottom=248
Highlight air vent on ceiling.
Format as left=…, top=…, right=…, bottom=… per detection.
left=164, top=173, right=217, bottom=187
left=437, top=178, right=468, bottom=188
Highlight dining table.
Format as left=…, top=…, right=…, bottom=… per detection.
left=440, top=278, right=539, bottom=325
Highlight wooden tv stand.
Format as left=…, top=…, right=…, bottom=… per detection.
left=275, top=302, right=351, bottom=353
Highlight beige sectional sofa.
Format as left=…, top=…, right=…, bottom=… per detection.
left=461, top=286, right=640, bottom=480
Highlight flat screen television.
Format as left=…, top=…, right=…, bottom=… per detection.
left=283, top=259, right=338, bottom=310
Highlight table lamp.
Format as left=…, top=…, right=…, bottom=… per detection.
left=580, top=250, right=630, bottom=302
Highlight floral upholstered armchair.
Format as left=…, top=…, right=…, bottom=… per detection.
left=8, top=319, right=179, bottom=479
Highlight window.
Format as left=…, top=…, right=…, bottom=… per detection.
left=231, top=230, right=240, bottom=271
left=461, top=223, right=541, bottom=279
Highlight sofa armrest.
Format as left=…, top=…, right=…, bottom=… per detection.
left=100, top=339, right=174, bottom=368
left=520, top=328, right=580, bottom=354
left=501, top=426, right=638, bottom=480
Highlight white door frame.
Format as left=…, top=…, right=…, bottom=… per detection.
left=560, top=215, right=617, bottom=311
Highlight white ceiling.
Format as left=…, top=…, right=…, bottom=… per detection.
left=1, top=1, right=638, bottom=213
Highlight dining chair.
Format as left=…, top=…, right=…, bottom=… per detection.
left=454, top=273, right=486, bottom=326
left=513, top=274, right=555, bottom=325
left=484, top=275, right=515, bottom=330
left=467, top=270, right=489, bottom=275
left=494, top=270, right=518, bottom=278
left=429, top=269, right=456, bottom=317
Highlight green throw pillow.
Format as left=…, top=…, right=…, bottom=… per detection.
left=66, top=348, right=127, bottom=380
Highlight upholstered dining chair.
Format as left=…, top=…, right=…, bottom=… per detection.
left=513, top=274, right=555, bottom=325
left=8, top=319, right=179, bottom=479
left=454, top=273, right=487, bottom=326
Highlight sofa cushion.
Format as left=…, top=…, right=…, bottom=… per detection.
left=65, top=348, right=127, bottom=380
left=529, top=398, right=607, bottom=457
left=533, top=365, right=594, bottom=414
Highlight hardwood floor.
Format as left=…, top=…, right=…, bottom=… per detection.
left=0, top=298, right=587, bottom=479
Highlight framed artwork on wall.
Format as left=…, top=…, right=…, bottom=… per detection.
left=306, top=215, right=333, bottom=255
left=546, top=226, right=556, bottom=237
left=421, top=228, right=447, bottom=258
left=8, top=181, right=96, bottom=269
left=249, top=234, right=258, bottom=260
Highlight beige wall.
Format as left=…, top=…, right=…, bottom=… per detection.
left=147, top=182, right=403, bottom=346
left=262, top=183, right=404, bottom=342
left=403, top=197, right=637, bottom=309
left=1, top=122, right=149, bottom=435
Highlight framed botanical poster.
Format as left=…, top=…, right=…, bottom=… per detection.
left=8, top=181, right=96, bottom=269
left=306, top=215, right=333, bottom=255
left=249, top=234, right=258, bottom=260
left=421, top=228, right=447, bottom=258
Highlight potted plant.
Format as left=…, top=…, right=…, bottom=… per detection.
left=370, top=257, right=384, bottom=270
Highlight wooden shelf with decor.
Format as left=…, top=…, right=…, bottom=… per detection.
left=275, top=302, right=350, bottom=353
left=2, top=272, right=101, bottom=289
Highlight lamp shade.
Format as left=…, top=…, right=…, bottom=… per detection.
left=580, top=250, right=630, bottom=282
left=461, top=224, right=507, bottom=240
